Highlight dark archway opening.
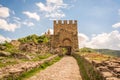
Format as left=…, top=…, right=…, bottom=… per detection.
left=61, top=46, right=72, bottom=55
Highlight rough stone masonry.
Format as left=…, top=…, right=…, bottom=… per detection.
left=51, top=20, right=79, bottom=55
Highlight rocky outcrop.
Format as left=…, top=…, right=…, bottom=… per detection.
left=10, top=40, right=20, bottom=48
left=37, top=44, right=50, bottom=54
left=11, top=52, right=31, bottom=60
left=0, top=54, right=58, bottom=79
left=95, top=58, right=120, bottom=79
left=19, top=42, right=50, bottom=54
left=19, top=42, right=37, bottom=53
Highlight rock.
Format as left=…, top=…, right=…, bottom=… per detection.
left=11, top=52, right=31, bottom=60
left=113, top=68, right=120, bottom=73
left=106, top=77, right=119, bottom=80
left=0, top=51, right=11, bottom=57
left=101, top=71, right=113, bottom=78
left=107, top=62, right=119, bottom=70
left=19, top=42, right=37, bottom=52
left=10, top=40, right=20, bottom=48
left=92, top=60, right=102, bottom=67
left=0, top=46, right=6, bottom=50
left=97, top=66, right=109, bottom=72
left=9, top=68, right=23, bottom=74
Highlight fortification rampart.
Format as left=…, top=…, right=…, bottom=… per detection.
left=73, top=52, right=120, bottom=80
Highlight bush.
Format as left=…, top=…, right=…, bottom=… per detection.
left=80, top=47, right=95, bottom=53
left=18, top=34, right=50, bottom=44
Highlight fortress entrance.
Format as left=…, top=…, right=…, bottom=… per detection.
left=60, top=46, right=72, bottom=55
left=65, top=46, right=71, bottom=55
left=62, top=38, right=72, bottom=55
left=51, top=20, right=79, bottom=53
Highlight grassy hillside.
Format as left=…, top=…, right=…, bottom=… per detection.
left=94, top=49, right=120, bottom=57
left=0, top=34, right=52, bottom=68
left=79, top=47, right=120, bottom=57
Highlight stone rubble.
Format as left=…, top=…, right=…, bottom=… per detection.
left=92, top=58, right=120, bottom=80
left=0, top=54, right=58, bottom=79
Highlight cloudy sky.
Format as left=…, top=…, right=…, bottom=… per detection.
left=0, top=0, right=120, bottom=50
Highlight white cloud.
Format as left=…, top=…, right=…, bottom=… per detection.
left=0, top=6, right=10, bottom=18
left=36, top=0, right=68, bottom=19
left=112, top=22, right=120, bottom=28
left=0, top=18, right=19, bottom=32
left=0, top=35, right=11, bottom=43
left=23, top=11, right=40, bottom=21
left=41, top=29, right=120, bottom=50
left=0, top=6, right=20, bottom=32
left=23, top=21, right=34, bottom=27
left=78, top=33, right=89, bottom=48
left=79, top=30, right=120, bottom=50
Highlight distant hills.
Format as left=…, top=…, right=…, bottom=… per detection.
left=94, top=49, right=120, bottom=57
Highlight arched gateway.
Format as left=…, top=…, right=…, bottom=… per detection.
left=51, top=20, right=79, bottom=55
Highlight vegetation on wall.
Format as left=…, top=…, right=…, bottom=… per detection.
left=73, top=53, right=103, bottom=80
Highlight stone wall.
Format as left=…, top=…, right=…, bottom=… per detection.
left=73, top=53, right=120, bottom=80
left=0, top=54, right=58, bottom=79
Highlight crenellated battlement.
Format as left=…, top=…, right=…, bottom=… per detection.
left=54, top=20, right=77, bottom=25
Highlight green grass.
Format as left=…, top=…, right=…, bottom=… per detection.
left=0, top=57, right=18, bottom=68
left=72, top=53, right=89, bottom=80
left=31, top=53, right=52, bottom=61
left=73, top=53, right=103, bottom=80
left=15, top=56, right=62, bottom=80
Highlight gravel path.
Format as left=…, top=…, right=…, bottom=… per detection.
left=27, top=56, right=82, bottom=80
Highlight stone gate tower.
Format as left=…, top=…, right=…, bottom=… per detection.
left=51, top=20, right=78, bottom=54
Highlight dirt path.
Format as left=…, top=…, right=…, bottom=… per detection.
left=27, top=56, right=82, bottom=80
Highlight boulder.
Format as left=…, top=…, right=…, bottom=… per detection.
left=101, top=71, right=113, bottom=78
left=0, top=51, right=11, bottom=57
left=0, top=46, right=6, bottom=50
left=106, top=77, right=119, bottom=80
left=11, top=52, right=31, bottom=60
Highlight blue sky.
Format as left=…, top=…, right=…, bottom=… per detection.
left=0, top=0, right=120, bottom=50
